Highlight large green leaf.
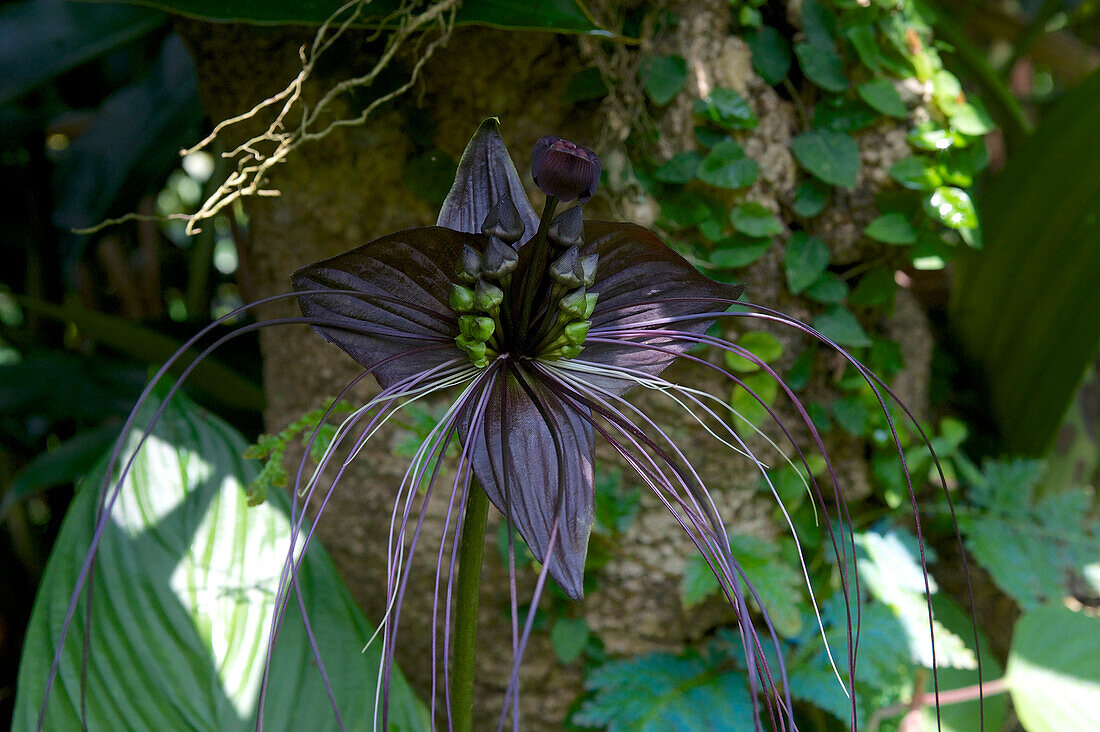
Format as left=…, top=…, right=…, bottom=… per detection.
left=87, top=0, right=601, bottom=32
left=1006, top=605, right=1100, bottom=732
left=0, top=0, right=165, bottom=105
left=16, top=296, right=265, bottom=411
left=13, top=390, right=428, bottom=731
left=950, top=67, right=1100, bottom=453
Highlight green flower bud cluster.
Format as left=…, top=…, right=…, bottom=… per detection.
left=450, top=197, right=523, bottom=368
left=537, top=239, right=599, bottom=361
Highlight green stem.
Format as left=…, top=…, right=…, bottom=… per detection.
left=452, top=481, right=490, bottom=732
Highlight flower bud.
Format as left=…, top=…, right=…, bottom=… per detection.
left=564, top=321, right=590, bottom=346
left=558, top=286, right=588, bottom=319
left=474, top=279, right=504, bottom=311
left=480, top=195, right=525, bottom=243
left=531, top=135, right=601, bottom=203
left=456, top=244, right=482, bottom=284
left=550, top=246, right=582, bottom=288
left=458, top=315, right=495, bottom=342
left=548, top=206, right=584, bottom=248
left=482, top=236, right=519, bottom=279
left=578, top=254, right=599, bottom=287
left=450, top=284, right=475, bottom=313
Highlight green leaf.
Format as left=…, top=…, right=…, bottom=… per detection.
left=857, top=79, right=907, bottom=119
left=812, top=97, right=878, bottom=133
left=925, top=186, right=978, bottom=231
left=794, top=42, right=848, bottom=92
left=864, top=212, right=917, bottom=244
left=729, top=202, right=782, bottom=237
left=846, top=24, right=884, bottom=75
left=813, top=306, right=871, bottom=347
left=1007, top=605, right=1100, bottom=732
left=908, top=120, right=966, bottom=151
left=964, top=458, right=1100, bottom=610
left=949, top=102, right=996, bottom=136
left=695, top=87, right=758, bottom=130
left=697, top=141, right=759, bottom=189
left=793, top=178, right=830, bottom=217
left=801, top=0, right=838, bottom=50
left=550, top=617, right=590, bottom=664
left=889, top=155, right=943, bottom=190
left=831, top=395, right=868, bottom=435
left=654, top=151, right=703, bottom=184
left=15, top=296, right=265, bottom=411
left=849, top=267, right=897, bottom=307
left=784, top=232, right=831, bottom=294
left=951, top=67, right=1100, bottom=452
left=724, top=331, right=783, bottom=373
left=708, top=236, right=771, bottom=269
left=747, top=26, right=791, bottom=85
left=805, top=273, right=848, bottom=304
left=730, top=371, right=779, bottom=427
left=573, top=652, right=753, bottom=729
left=0, top=422, right=121, bottom=519
left=791, top=130, right=860, bottom=189
left=563, top=66, right=608, bottom=103
left=88, top=0, right=600, bottom=32
left=0, top=1, right=165, bottom=105
left=641, top=54, right=688, bottom=106
left=12, top=390, right=428, bottom=731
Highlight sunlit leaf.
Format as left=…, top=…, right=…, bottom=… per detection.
left=1007, top=605, right=1100, bottom=732
left=13, top=390, right=427, bottom=731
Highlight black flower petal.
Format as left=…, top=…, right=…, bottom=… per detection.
left=458, top=365, right=595, bottom=599
left=292, top=226, right=479, bottom=388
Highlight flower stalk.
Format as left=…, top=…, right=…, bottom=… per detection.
left=452, top=480, right=490, bottom=732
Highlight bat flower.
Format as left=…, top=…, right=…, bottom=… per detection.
left=292, top=120, right=740, bottom=601
left=41, top=119, right=966, bottom=732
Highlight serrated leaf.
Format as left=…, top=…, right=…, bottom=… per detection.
left=795, top=42, right=848, bottom=92
left=864, top=212, right=917, bottom=244
left=697, top=140, right=759, bottom=189
left=574, top=652, right=754, bottom=729
left=813, top=306, right=871, bottom=347
left=641, top=54, right=688, bottom=106
left=965, top=458, right=1100, bottom=610
left=1007, top=605, right=1100, bottom=732
left=695, top=87, right=758, bottom=129
left=857, top=79, right=907, bottom=118
left=12, top=390, right=427, bottom=731
left=654, top=151, right=703, bottom=184
left=747, top=26, right=791, bottom=85
left=784, top=232, right=831, bottom=294
left=791, top=130, right=860, bottom=189
left=729, top=202, right=782, bottom=237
